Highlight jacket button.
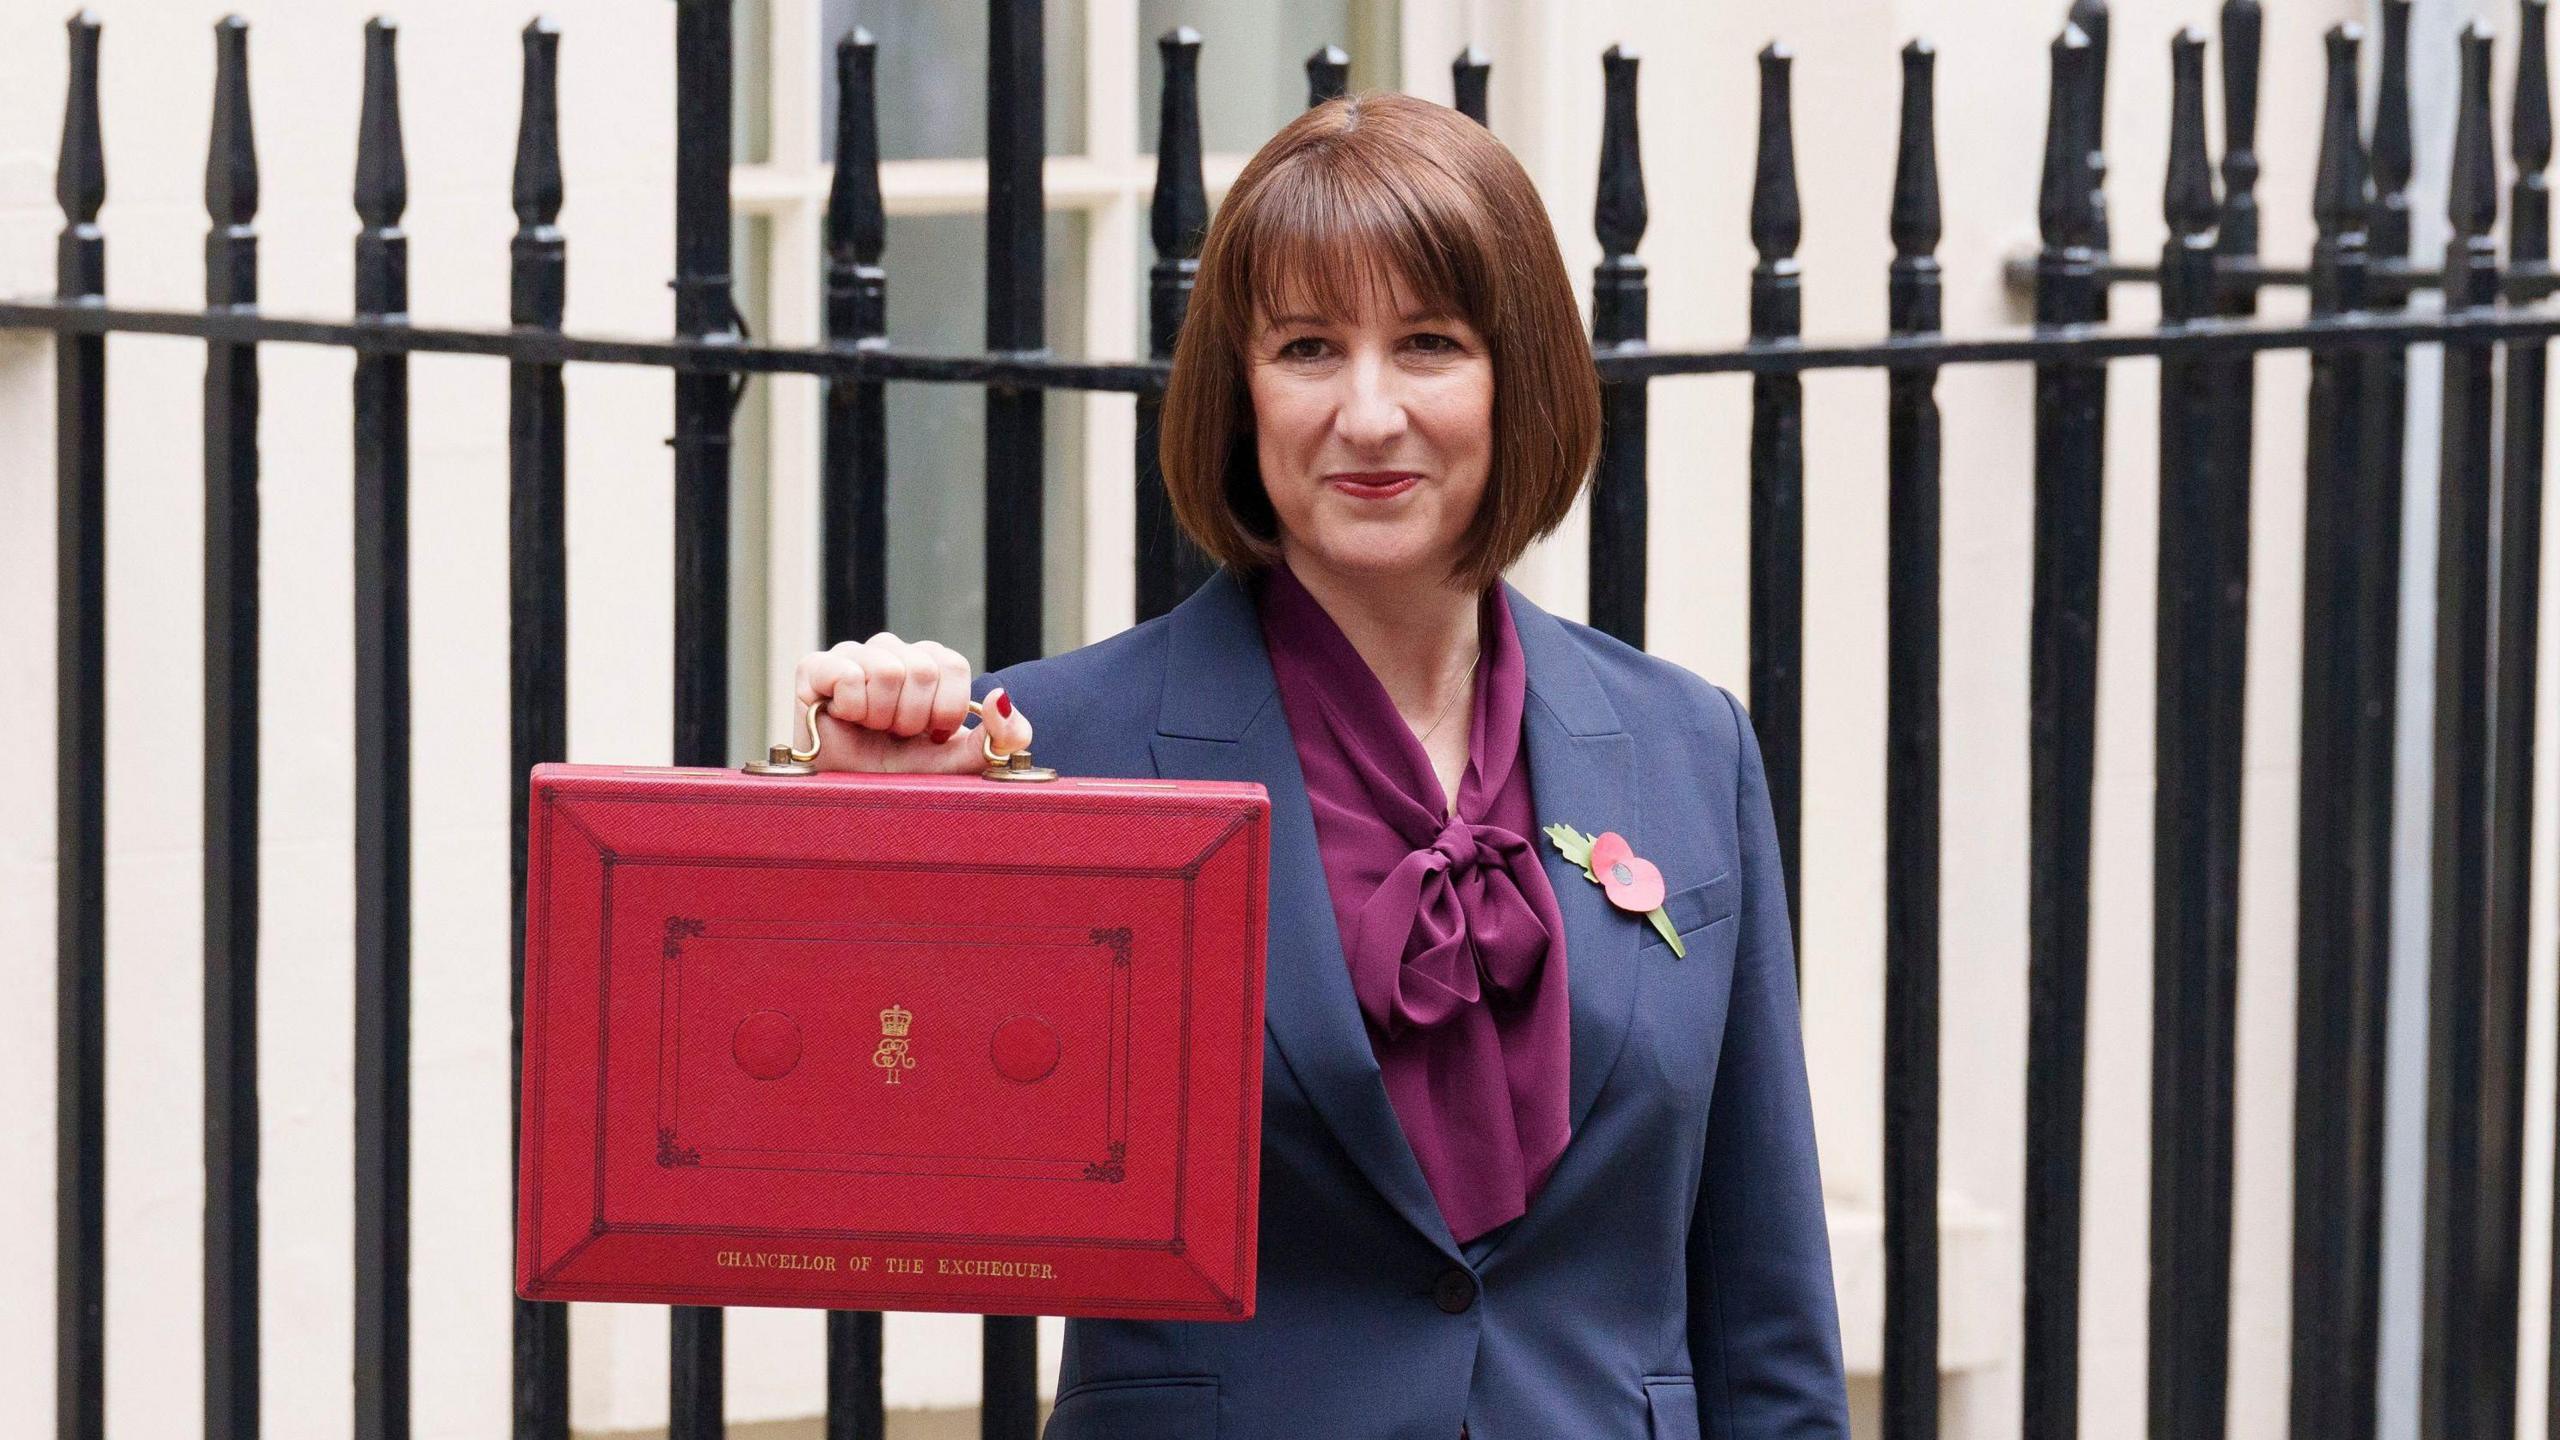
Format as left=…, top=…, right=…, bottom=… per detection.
left=1433, top=1267, right=1478, bottom=1314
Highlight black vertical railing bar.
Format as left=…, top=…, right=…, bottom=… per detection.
left=352, top=18, right=414, bottom=1440
left=1880, top=36, right=1942, bottom=1440
left=2496, top=1, right=2556, bottom=1434
left=1136, top=26, right=1209, bottom=624
left=821, top=27, right=890, bottom=654
left=1452, top=46, right=1490, bottom=127
left=2067, top=0, right=2110, bottom=322
left=1747, top=42, right=1805, bottom=959
left=2289, top=24, right=2383, bottom=1440
left=1306, top=44, right=1350, bottom=108
left=983, top=0, right=1046, bottom=684
left=982, top=2, right=1045, bottom=1433
left=2148, top=29, right=2241, bottom=1440
left=669, top=2, right=738, bottom=1432
left=202, top=16, right=262, bottom=1440
left=819, top=28, right=890, bottom=1440
left=2420, top=22, right=2507, bottom=1440
left=2021, top=24, right=2102, bottom=1440
left=53, top=14, right=107, bottom=1440
left=2352, top=34, right=2415, bottom=1425
left=506, top=17, right=572, bottom=1440
left=1588, top=44, right=1647, bottom=647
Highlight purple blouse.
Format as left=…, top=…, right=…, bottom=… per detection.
left=1255, top=558, right=1573, bottom=1245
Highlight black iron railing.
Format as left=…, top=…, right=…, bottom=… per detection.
left=18, top=2, right=2560, bottom=1439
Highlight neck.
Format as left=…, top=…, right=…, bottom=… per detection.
left=1277, top=537, right=1483, bottom=719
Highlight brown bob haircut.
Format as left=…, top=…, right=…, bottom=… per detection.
left=1158, top=91, right=1602, bottom=595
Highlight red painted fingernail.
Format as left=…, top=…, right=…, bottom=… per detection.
left=929, top=727, right=954, bottom=744
left=994, top=691, right=1013, bottom=718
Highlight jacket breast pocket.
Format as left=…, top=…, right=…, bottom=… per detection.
left=1042, top=1376, right=1219, bottom=1440
left=1644, top=1375, right=1703, bottom=1439
left=1641, top=868, right=1740, bottom=954
left=1637, top=868, right=1741, bottom=1099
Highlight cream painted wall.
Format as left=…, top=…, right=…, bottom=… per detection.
left=10, top=0, right=2560, bottom=1437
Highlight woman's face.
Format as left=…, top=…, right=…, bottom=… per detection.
left=1245, top=271, right=1494, bottom=586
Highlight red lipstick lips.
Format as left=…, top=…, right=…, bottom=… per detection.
left=1328, top=471, right=1419, bottom=499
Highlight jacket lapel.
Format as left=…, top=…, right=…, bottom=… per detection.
left=1501, top=583, right=1643, bottom=1139
left=1145, top=568, right=1643, bottom=1258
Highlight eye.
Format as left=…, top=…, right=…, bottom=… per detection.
left=1405, top=331, right=1463, bottom=355
left=1276, top=335, right=1328, bottom=361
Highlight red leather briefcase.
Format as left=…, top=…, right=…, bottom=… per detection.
left=515, top=702, right=1270, bottom=1320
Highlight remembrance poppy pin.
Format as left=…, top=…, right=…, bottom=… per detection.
left=1542, top=823, right=1684, bottom=957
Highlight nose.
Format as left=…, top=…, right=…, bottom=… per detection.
left=1331, top=351, right=1409, bottom=451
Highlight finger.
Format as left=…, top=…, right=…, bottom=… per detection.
left=888, top=638, right=939, bottom=738
left=860, top=633, right=907, bottom=730
left=921, top=643, right=973, bottom=744
left=821, top=651, right=870, bottom=726
left=983, top=686, right=1034, bottom=756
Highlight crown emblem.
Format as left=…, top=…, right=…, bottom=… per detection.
left=878, top=1004, right=913, bottom=1038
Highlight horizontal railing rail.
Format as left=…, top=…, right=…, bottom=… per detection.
left=19, top=295, right=2560, bottom=381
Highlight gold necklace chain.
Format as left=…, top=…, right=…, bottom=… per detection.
left=1415, top=646, right=1482, bottom=745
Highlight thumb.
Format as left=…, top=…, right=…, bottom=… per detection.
left=978, top=686, right=1035, bottom=759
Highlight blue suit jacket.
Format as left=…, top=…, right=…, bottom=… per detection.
left=971, top=566, right=1849, bottom=1440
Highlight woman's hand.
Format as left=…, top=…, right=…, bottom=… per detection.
left=789, top=633, right=1032, bottom=774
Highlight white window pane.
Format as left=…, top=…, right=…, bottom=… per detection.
left=736, top=0, right=773, bottom=164
left=821, top=0, right=1087, bottom=162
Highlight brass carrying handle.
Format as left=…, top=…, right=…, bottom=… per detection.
left=745, top=695, right=1055, bottom=780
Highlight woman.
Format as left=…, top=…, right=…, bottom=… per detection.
left=792, top=92, right=1847, bottom=1440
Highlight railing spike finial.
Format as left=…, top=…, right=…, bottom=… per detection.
left=1306, top=45, right=1350, bottom=108
left=2068, top=0, right=2110, bottom=257
left=514, top=18, right=563, bottom=230
left=207, top=14, right=258, bottom=233
left=827, top=26, right=885, bottom=269
left=2038, top=24, right=2097, bottom=251
left=2372, top=0, right=2414, bottom=200
left=2513, top=0, right=2552, bottom=275
left=2368, top=0, right=2415, bottom=284
left=2450, top=21, right=2500, bottom=246
left=1453, top=45, right=1490, bottom=126
left=356, top=18, right=406, bottom=230
left=2165, top=27, right=2217, bottom=244
left=1891, top=40, right=1940, bottom=260
left=2519, top=0, right=2552, bottom=174
left=1152, top=28, right=1208, bottom=262
left=2218, top=0, right=2263, bottom=265
left=1751, top=43, right=1800, bottom=262
left=59, top=11, right=104, bottom=227
left=1595, top=44, right=1646, bottom=261
left=2313, top=24, right=2371, bottom=244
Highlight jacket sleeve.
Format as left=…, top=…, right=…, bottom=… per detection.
left=1687, top=684, right=1851, bottom=1436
